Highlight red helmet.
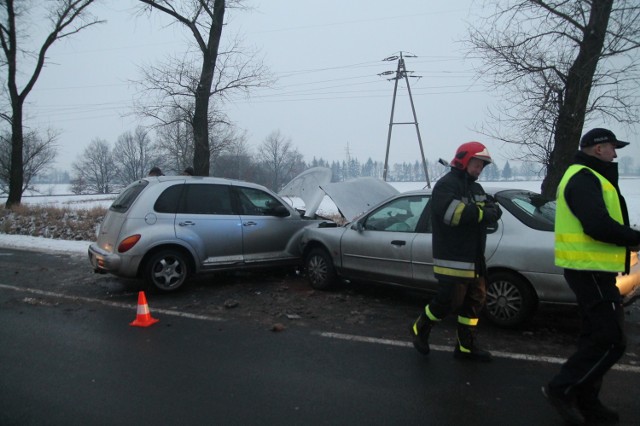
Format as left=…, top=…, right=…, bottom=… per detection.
left=451, top=142, right=492, bottom=170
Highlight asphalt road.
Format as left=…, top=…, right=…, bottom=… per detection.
left=1, top=248, right=639, bottom=425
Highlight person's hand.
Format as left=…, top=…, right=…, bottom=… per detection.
left=481, top=203, right=501, bottom=223
left=491, top=202, right=503, bottom=220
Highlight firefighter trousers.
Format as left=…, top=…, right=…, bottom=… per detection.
left=427, top=276, right=486, bottom=321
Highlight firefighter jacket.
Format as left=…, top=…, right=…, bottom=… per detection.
left=555, top=151, right=640, bottom=274
left=431, top=167, right=495, bottom=283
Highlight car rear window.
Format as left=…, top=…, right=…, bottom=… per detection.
left=109, top=181, right=148, bottom=213
left=495, top=190, right=555, bottom=231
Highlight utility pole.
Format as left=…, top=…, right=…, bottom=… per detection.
left=380, top=52, right=430, bottom=187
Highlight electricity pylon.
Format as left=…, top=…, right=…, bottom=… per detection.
left=380, top=52, right=430, bottom=187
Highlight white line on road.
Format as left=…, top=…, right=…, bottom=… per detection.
left=3, top=283, right=639, bottom=373
left=0, top=283, right=224, bottom=322
left=317, top=331, right=640, bottom=374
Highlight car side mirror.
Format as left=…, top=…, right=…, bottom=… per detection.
left=268, top=205, right=290, bottom=217
left=352, top=221, right=365, bottom=232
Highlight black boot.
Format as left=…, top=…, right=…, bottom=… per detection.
left=542, top=386, right=585, bottom=425
left=453, top=322, right=492, bottom=362
left=577, top=381, right=619, bottom=424
left=410, top=310, right=434, bottom=355
left=578, top=400, right=619, bottom=424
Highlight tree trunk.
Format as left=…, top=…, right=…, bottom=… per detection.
left=6, top=102, right=24, bottom=208
left=541, top=0, right=613, bottom=199
left=192, top=0, right=225, bottom=177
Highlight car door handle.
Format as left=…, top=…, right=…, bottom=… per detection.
left=178, top=221, right=195, bottom=226
left=391, top=240, right=406, bottom=246
left=243, top=221, right=257, bottom=227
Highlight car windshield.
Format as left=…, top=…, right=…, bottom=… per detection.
left=495, top=189, right=555, bottom=231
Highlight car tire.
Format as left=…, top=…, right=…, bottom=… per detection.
left=144, top=249, right=190, bottom=293
left=484, top=271, right=537, bottom=328
left=305, top=247, right=337, bottom=290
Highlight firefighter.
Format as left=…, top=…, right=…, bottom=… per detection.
left=410, top=141, right=501, bottom=362
left=543, top=128, right=640, bottom=425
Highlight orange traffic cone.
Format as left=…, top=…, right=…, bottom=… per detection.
left=130, top=291, right=159, bottom=327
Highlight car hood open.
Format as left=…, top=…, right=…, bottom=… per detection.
left=278, top=167, right=333, bottom=218
left=279, top=167, right=399, bottom=221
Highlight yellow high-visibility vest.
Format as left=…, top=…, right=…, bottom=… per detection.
left=555, top=165, right=625, bottom=272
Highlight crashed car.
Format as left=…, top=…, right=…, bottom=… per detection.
left=89, top=176, right=331, bottom=292
left=299, top=179, right=640, bottom=327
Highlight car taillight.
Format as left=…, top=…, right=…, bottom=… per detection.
left=118, top=235, right=141, bottom=253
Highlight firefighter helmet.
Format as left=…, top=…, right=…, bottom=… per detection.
left=451, top=142, right=492, bottom=170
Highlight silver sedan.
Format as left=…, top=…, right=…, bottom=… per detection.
left=300, top=188, right=640, bottom=327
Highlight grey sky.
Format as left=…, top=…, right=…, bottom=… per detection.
left=24, top=0, right=640, bottom=173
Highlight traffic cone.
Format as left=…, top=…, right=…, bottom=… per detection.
left=130, top=291, right=159, bottom=327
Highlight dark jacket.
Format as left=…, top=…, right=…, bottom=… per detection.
left=562, top=150, right=640, bottom=273
left=431, top=167, right=495, bottom=282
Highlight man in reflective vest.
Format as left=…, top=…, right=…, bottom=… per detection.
left=410, top=141, right=502, bottom=362
left=543, top=128, right=640, bottom=425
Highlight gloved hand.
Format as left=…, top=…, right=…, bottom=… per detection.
left=481, top=202, right=502, bottom=224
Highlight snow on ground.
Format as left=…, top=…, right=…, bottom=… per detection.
left=1, top=179, right=639, bottom=256
left=0, top=235, right=90, bottom=256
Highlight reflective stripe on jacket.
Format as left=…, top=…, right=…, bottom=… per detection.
left=555, top=165, right=626, bottom=272
left=433, top=258, right=476, bottom=278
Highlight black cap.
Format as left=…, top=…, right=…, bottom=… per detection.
left=580, top=128, right=629, bottom=149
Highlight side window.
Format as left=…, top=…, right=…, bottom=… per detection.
left=363, top=196, right=428, bottom=233
left=154, top=184, right=183, bottom=213
left=234, top=187, right=289, bottom=217
left=178, top=184, right=234, bottom=215
left=420, top=199, right=433, bottom=233
left=496, top=190, right=555, bottom=232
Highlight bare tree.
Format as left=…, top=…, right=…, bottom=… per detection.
left=257, top=130, right=305, bottom=191
left=208, top=118, right=243, bottom=173
left=0, top=128, right=58, bottom=194
left=72, top=138, right=117, bottom=194
left=467, top=0, right=640, bottom=198
left=0, top=0, right=103, bottom=207
left=154, top=109, right=194, bottom=175
left=212, top=130, right=254, bottom=180
left=136, top=0, right=271, bottom=177
left=153, top=105, right=239, bottom=175
left=113, top=126, right=160, bottom=184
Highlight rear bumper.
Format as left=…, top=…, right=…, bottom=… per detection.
left=88, top=243, right=143, bottom=278
left=88, top=243, right=122, bottom=273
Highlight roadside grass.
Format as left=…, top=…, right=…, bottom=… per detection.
left=0, top=204, right=106, bottom=241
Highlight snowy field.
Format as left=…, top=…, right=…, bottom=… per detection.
left=1, top=178, right=639, bottom=256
